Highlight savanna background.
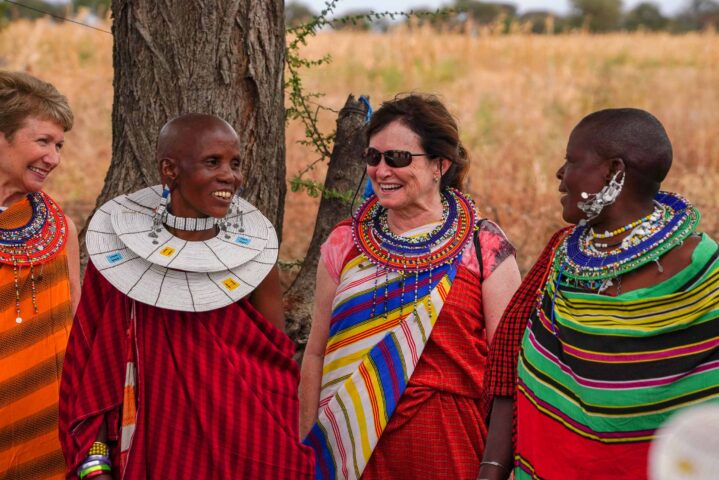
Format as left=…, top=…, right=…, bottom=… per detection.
left=1, top=0, right=717, bottom=275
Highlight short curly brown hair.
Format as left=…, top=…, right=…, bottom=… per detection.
left=0, top=70, right=73, bottom=140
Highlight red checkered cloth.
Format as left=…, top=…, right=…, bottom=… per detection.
left=362, top=266, right=489, bottom=479
left=483, top=227, right=571, bottom=411
left=59, top=262, right=314, bottom=479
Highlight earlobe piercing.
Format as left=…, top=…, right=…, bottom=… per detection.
left=578, top=170, right=625, bottom=223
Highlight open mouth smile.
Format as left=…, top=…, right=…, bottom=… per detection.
left=211, top=190, right=233, bottom=200
left=28, top=166, right=50, bottom=178
left=379, top=184, right=402, bottom=192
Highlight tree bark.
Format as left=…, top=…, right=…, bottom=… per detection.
left=81, top=0, right=286, bottom=264
left=285, top=94, right=369, bottom=355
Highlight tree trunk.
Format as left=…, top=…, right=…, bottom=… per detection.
left=81, top=0, right=286, bottom=263
left=285, top=95, right=369, bottom=356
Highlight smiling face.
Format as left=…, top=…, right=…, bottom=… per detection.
left=0, top=117, right=65, bottom=204
left=556, top=126, right=611, bottom=224
left=164, top=123, right=242, bottom=219
left=366, top=120, right=441, bottom=216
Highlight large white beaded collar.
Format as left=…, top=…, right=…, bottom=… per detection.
left=85, top=185, right=277, bottom=312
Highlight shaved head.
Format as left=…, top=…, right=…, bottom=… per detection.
left=573, top=108, right=672, bottom=198
left=157, top=113, right=238, bottom=163
left=155, top=113, right=243, bottom=220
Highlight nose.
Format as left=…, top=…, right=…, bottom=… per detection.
left=373, top=157, right=393, bottom=178
left=43, top=148, right=61, bottom=167
left=217, top=162, right=236, bottom=183
left=556, top=163, right=565, bottom=181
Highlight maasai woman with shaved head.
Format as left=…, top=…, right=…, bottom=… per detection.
left=479, top=108, right=719, bottom=480
left=59, top=114, right=314, bottom=479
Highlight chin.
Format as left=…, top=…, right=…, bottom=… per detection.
left=376, top=198, right=403, bottom=212
left=566, top=214, right=585, bottom=225
left=210, top=208, right=230, bottom=219
left=561, top=208, right=580, bottom=225
left=376, top=192, right=406, bottom=208
left=23, top=182, right=44, bottom=193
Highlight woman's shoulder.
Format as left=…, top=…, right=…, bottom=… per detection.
left=320, top=220, right=356, bottom=284
left=325, top=219, right=354, bottom=247
left=477, top=219, right=517, bottom=265
left=460, top=219, right=516, bottom=279
left=477, top=219, right=512, bottom=244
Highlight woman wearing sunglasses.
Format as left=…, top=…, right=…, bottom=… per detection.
left=300, top=94, right=521, bottom=479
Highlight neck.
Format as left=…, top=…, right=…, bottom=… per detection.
left=589, top=198, right=656, bottom=234
left=0, top=181, right=27, bottom=208
left=166, top=226, right=218, bottom=241
left=385, top=192, right=444, bottom=234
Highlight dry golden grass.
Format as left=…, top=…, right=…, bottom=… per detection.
left=2, top=19, right=718, bottom=272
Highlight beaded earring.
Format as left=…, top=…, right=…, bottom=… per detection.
left=578, top=170, right=625, bottom=223
left=149, top=184, right=170, bottom=244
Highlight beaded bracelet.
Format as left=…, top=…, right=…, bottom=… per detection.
left=87, top=441, right=110, bottom=457
left=79, top=464, right=111, bottom=479
left=84, top=454, right=112, bottom=465
left=84, top=470, right=111, bottom=479
left=78, top=441, right=112, bottom=478
left=480, top=460, right=508, bottom=471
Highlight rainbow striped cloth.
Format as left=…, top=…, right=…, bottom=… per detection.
left=516, top=233, right=719, bottom=479
left=305, top=245, right=460, bottom=479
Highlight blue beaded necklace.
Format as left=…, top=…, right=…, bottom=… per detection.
left=553, top=191, right=699, bottom=289
left=0, top=193, right=48, bottom=246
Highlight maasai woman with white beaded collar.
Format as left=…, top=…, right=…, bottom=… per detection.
left=0, top=70, right=79, bottom=480
left=300, top=94, right=522, bottom=479
left=59, top=114, right=314, bottom=479
left=480, top=108, right=719, bottom=480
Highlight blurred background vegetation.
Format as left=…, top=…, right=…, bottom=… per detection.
left=1, top=0, right=718, bottom=32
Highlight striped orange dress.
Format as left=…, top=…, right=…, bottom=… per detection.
left=0, top=193, right=71, bottom=479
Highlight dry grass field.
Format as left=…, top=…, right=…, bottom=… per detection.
left=1, top=18, right=717, bottom=273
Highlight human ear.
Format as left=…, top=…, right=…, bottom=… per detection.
left=159, top=157, right=178, bottom=187
left=435, top=158, right=451, bottom=177
left=607, top=157, right=626, bottom=180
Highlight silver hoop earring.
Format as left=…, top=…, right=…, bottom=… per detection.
left=578, top=170, right=625, bottom=223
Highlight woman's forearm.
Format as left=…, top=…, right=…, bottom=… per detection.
left=299, top=352, right=324, bottom=439
left=478, top=396, right=514, bottom=480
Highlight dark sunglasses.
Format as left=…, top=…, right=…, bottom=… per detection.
left=362, top=147, right=430, bottom=168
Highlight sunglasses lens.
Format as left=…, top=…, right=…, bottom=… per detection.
left=363, top=148, right=382, bottom=166
left=384, top=151, right=413, bottom=168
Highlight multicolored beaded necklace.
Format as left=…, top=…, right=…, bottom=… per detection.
left=0, top=192, right=68, bottom=323
left=552, top=191, right=699, bottom=293
left=352, top=188, right=476, bottom=321
left=352, top=188, right=476, bottom=272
